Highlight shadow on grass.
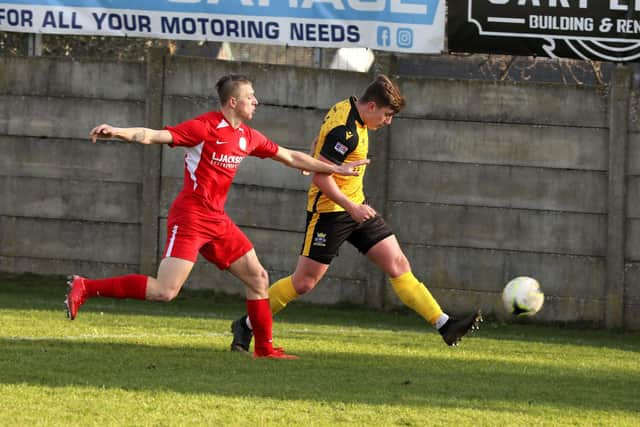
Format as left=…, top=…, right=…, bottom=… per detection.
left=0, top=273, right=438, bottom=331
left=1, top=272, right=639, bottom=354
left=1, top=337, right=638, bottom=415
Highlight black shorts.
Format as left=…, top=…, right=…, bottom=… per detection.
left=300, top=211, right=394, bottom=264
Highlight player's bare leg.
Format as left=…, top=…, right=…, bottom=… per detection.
left=145, top=257, right=194, bottom=302
left=65, top=257, right=194, bottom=320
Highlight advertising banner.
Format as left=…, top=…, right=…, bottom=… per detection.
left=0, top=0, right=445, bottom=54
left=448, top=1, right=640, bottom=62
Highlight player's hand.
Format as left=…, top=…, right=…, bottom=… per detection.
left=334, top=159, right=370, bottom=176
left=89, top=124, right=116, bottom=143
left=346, top=203, right=377, bottom=224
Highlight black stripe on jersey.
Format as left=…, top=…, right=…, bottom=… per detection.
left=348, top=96, right=365, bottom=126
left=311, top=190, right=322, bottom=213
left=319, top=97, right=362, bottom=165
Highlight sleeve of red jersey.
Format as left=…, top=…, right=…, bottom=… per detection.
left=248, top=128, right=279, bottom=158
left=165, top=115, right=209, bottom=147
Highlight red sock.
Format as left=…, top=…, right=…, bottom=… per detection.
left=247, top=298, right=274, bottom=356
left=84, top=274, right=148, bottom=300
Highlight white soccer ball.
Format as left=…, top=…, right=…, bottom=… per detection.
left=502, top=276, right=544, bottom=316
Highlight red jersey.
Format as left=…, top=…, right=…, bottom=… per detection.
left=165, top=111, right=279, bottom=213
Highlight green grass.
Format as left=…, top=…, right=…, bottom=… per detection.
left=1, top=273, right=639, bottom=426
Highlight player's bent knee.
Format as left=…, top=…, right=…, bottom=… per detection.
left=389, top=255, right=410, bottom=278
left=258, top=268, right=269, bottom=284
left=246, top=268, right=270, bottom=293
left=294, top=277, right=319, bottom=295
left=155, top=286, right=180, bottom=302
left=253, top=268, right=269, bottom=287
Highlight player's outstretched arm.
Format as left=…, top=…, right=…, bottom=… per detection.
left=89, top=124, right=173, bottom=145
left=301, top=137, right=318, bottom=176
left=273, top=146, right=368, bottom=176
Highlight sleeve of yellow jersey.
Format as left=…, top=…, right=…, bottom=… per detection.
left=318, top=125, right=356, bottom=165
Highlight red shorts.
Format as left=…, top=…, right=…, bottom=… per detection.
left=163, top=198, right=253, bottom=269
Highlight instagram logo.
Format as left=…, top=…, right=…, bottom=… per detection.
left=396, top=28, right=413, bottom=48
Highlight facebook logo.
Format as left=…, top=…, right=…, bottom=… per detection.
left=377, top=26, right=390, bottom=47
left=396, top=28, right=413, bottom=48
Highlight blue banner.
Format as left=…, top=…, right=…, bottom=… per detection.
left=0, top=0, right=445, bottom=54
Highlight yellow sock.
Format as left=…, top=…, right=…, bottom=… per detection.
left=269, top=276, right=299, bottom=315
left=389, top=271, right=443, bottom=325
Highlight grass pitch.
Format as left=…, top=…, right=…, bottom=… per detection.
left=0, top=273, right=638, bottom=426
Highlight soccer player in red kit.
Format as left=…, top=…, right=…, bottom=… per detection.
left=66, top=74, right=367, bottom=359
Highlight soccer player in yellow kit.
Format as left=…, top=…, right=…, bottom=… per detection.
left=231, top=75, right=481, bottom=354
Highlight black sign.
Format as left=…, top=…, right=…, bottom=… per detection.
left=448, top=1, right=640, bottom=62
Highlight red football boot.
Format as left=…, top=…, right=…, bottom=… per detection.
left=254, top=347, right=299, bottom=360
left=65, top=275, right=88, bottom=320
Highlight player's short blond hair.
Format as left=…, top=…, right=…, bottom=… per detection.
left=360, top=75, right=405, bottom=114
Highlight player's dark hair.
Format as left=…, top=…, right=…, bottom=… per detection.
left=216, top=74, right=252, bottom=104
left=360, top=74, right=405, bottom=114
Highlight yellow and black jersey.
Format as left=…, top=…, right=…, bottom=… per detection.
left=307, top=96, right=368, bottom=213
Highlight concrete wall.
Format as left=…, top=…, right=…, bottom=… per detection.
left=0, top=54, right=637, bottom=329
left=625, top=88, right=640, bottom=329
left=389, top=79, right=610, bottom=326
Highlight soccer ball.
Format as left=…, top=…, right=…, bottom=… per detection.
left=502, top=276, right=544, bottom=316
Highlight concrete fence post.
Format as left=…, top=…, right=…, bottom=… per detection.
left=363, top=53, right=398, bottom=309
left=139, top=48, right=166, bottom=276
left=362, top=124, right=391, bottom=310
left=606, top=65, right=632, bottom=329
